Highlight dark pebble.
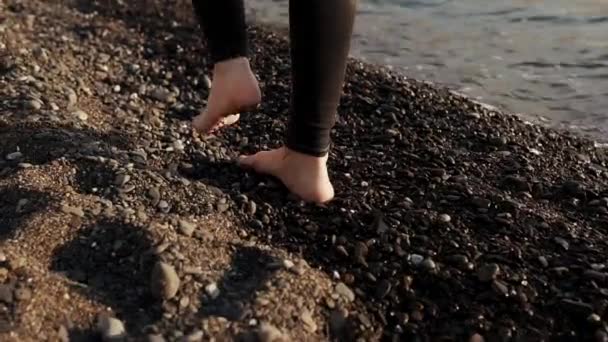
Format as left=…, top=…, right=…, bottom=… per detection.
left=477, top=263, right=500, bottom=282
left=560, top=299, right=593, bottom=316
left=375, top=280, right=392, bottom=299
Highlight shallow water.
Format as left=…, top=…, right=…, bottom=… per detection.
left=245, top=0, right=608, bottom=141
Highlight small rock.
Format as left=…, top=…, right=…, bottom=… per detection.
left=595, top=330, right=608, bottom=342
left=282, top=259, right=295, bottom=269
left=329, top=309, right=348, bottom=337
left=204, top=75, right=212, bottom=89
left=58, top=325, right=70, bottom=342
left=151, top=262, right=180, bottom=300
left=26, top=99, right=42, bottom=110
left=0, top=284, right=14, bottom=303
left=205, top=282, right=220, bottom=299
left=61, top=204, right=85, bottom=218
left=492, top=280, right=509, bottom=296
left=554, top=237, right=569, bottom=251
left=375, top=280, right=392, bottom=299
left=300, top=309, right=317, bottom=333
left=588, top=313, right=602, bottom=323
left=409, top=254, right=424, bottom=266
left=471, top=197, right=491, bottom=209
left=178, top=220, right=196, bottom=237
left=14, top=287, right=31, bottom=301
left=353, top=241, right=368, bottom=266
left=421, top=258, right=437, bottom=271
left=97, top=315, right=126, bottom=341
left=73, top=110, right=89, bottom=121
left=438, top=214, right=451, bottom=224
left=248, top=201, right=257, bottom=215
left=6, top=152, right=23, bottom=161
left=477, top=263, right=500, bottom=282
left=501, top=175, right=530, bottom=192
left=182, top=330, right=203, bottom=342
left=538, top=256, right=549, bottom=268
left=147, top=334, right=166, bottom=342
left=335, top=282, right=355, bottom=302
left=148, top=187, right=161, bottom=205
left=114, top=174, right=130, bottom=187
left=257, top=323, right=286, bottom=342
left=150, top=87, right=172, bottom=102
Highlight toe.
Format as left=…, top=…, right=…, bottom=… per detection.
left=192, top=111, right=220, bottom=133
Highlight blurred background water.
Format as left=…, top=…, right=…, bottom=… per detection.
left=245, top=0, right=608, bottom=142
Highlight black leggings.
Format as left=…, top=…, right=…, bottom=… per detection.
left=192, top=0, right=357, bottom=157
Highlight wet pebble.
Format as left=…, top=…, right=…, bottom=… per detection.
left=438, top=214, right=451, bottom=224
left=26, top=99, right=42, bottom=110
left=421, top=258, right=436, bottom=271
left=375, top=280, right=392, bottom=299
left=151, top=262, right=180, bottom=300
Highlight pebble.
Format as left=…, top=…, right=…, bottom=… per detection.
left=421, top=258, right=437, bottom=271
left=150, top=87, right=172, bottom=102
left=492, top=280, right=509, bottom=296
left=151, top=262, right=180, bottom=300
left=282, top=259, right=295, bottom=269
left=353, top=241, right=368, bottom=266
left=438, top=214, right=451, bottom=224
left=73, top=110, right=89, bottom=121
left=477, top=263, right=500, bottom=282
left=182, top=330, right=203, bottom=342
left=375, top=280, right=392, bottom=299
left=300, top=309, right=317, bottom=333
left=114, top=173, right=130, bottom=187
left=257, top=323, right=286, bottom=342
left=58, top=325, right=70, bottom=342
left=538, top=256, right=549, bottom=268
left=6, top=151, right=23, bottom=160
left=148, top=187, right=161, bottom=205
left=0, top=284, right=14, bottom=303
left=14, top=287, right=32, bottom=301
left=335, top=282, right=355, bottom=302
left=584, top=270, right=607, bottom=282
left=97, top=315, right=126, bottom=341
left=205, top=282, right=220, bottom=299
left=61, top=204, right=85, bottom=218
left=26, top=99, right=42, bottom=110
left=560, top=299, right=593, bottom=316
left=329, top=309, right=348, bottom=337
left=471, top=197, right=491, bottom=208
left=409, top=254, right=424, bottom=266
left=147, top=334, right=166, bottom=342
left=554, top=237, right=569, bottom=251
left=178, top=220, right=196, bottom=237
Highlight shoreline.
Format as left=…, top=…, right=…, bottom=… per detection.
left=1, top=0, right=608, bottom=340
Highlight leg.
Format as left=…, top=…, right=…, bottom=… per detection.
left=239, top=0, right=357, bottom=203
left=191, top=0, right=261, bottom=133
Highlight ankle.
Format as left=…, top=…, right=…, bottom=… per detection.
left=285, top=147, right=329, bottom=166
left=213, top=57, right=252, bottom=75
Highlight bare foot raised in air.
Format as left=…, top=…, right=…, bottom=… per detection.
left=192, top=57, right=261, bottom=134
left=238, top=147, right=335, bottom=204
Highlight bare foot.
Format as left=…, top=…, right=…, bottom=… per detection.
left=238, top=147, right=335, bottom=204
left=192, top=57, right=261, bottom=134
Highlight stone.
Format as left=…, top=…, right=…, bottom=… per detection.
left=182, top=330, right=203, bottom=342
left=97, top=315, right=126, bottom=341
left=438, top=214, right=451, bottom=223
left=61, top=204, right=85, bottom=218
left=257, top=323, right=287, bottom=342
left=151, top=262, right=180, bottom=300
left=6, top=152, right=23, bottom=160
left=300, top=309, right=317, bottom=333
left=73, top=110, right=89, bottom=121
left=147, top=334, right=166, bottom=342
left=58, top=325, right=70, bottom=342
left=0, top=284, right=14, bottom=303
left=554, top=237, right=569, bottom=251
left=478, top=263, right=500, bottom=282
left=469, top=333, right=485, bottom=342
left=114, top=174, right=130, bottom=187
left=335, top=282, right=355, bottom=302
left=26, top=99, right=42, bottom=110
left=178, top=220, right=196, bottom=237
left=421, top=258, right=437, bottom=271
left=205, top=282, right=220, bottom=299
left=14, top=287, right=32, bottom=301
